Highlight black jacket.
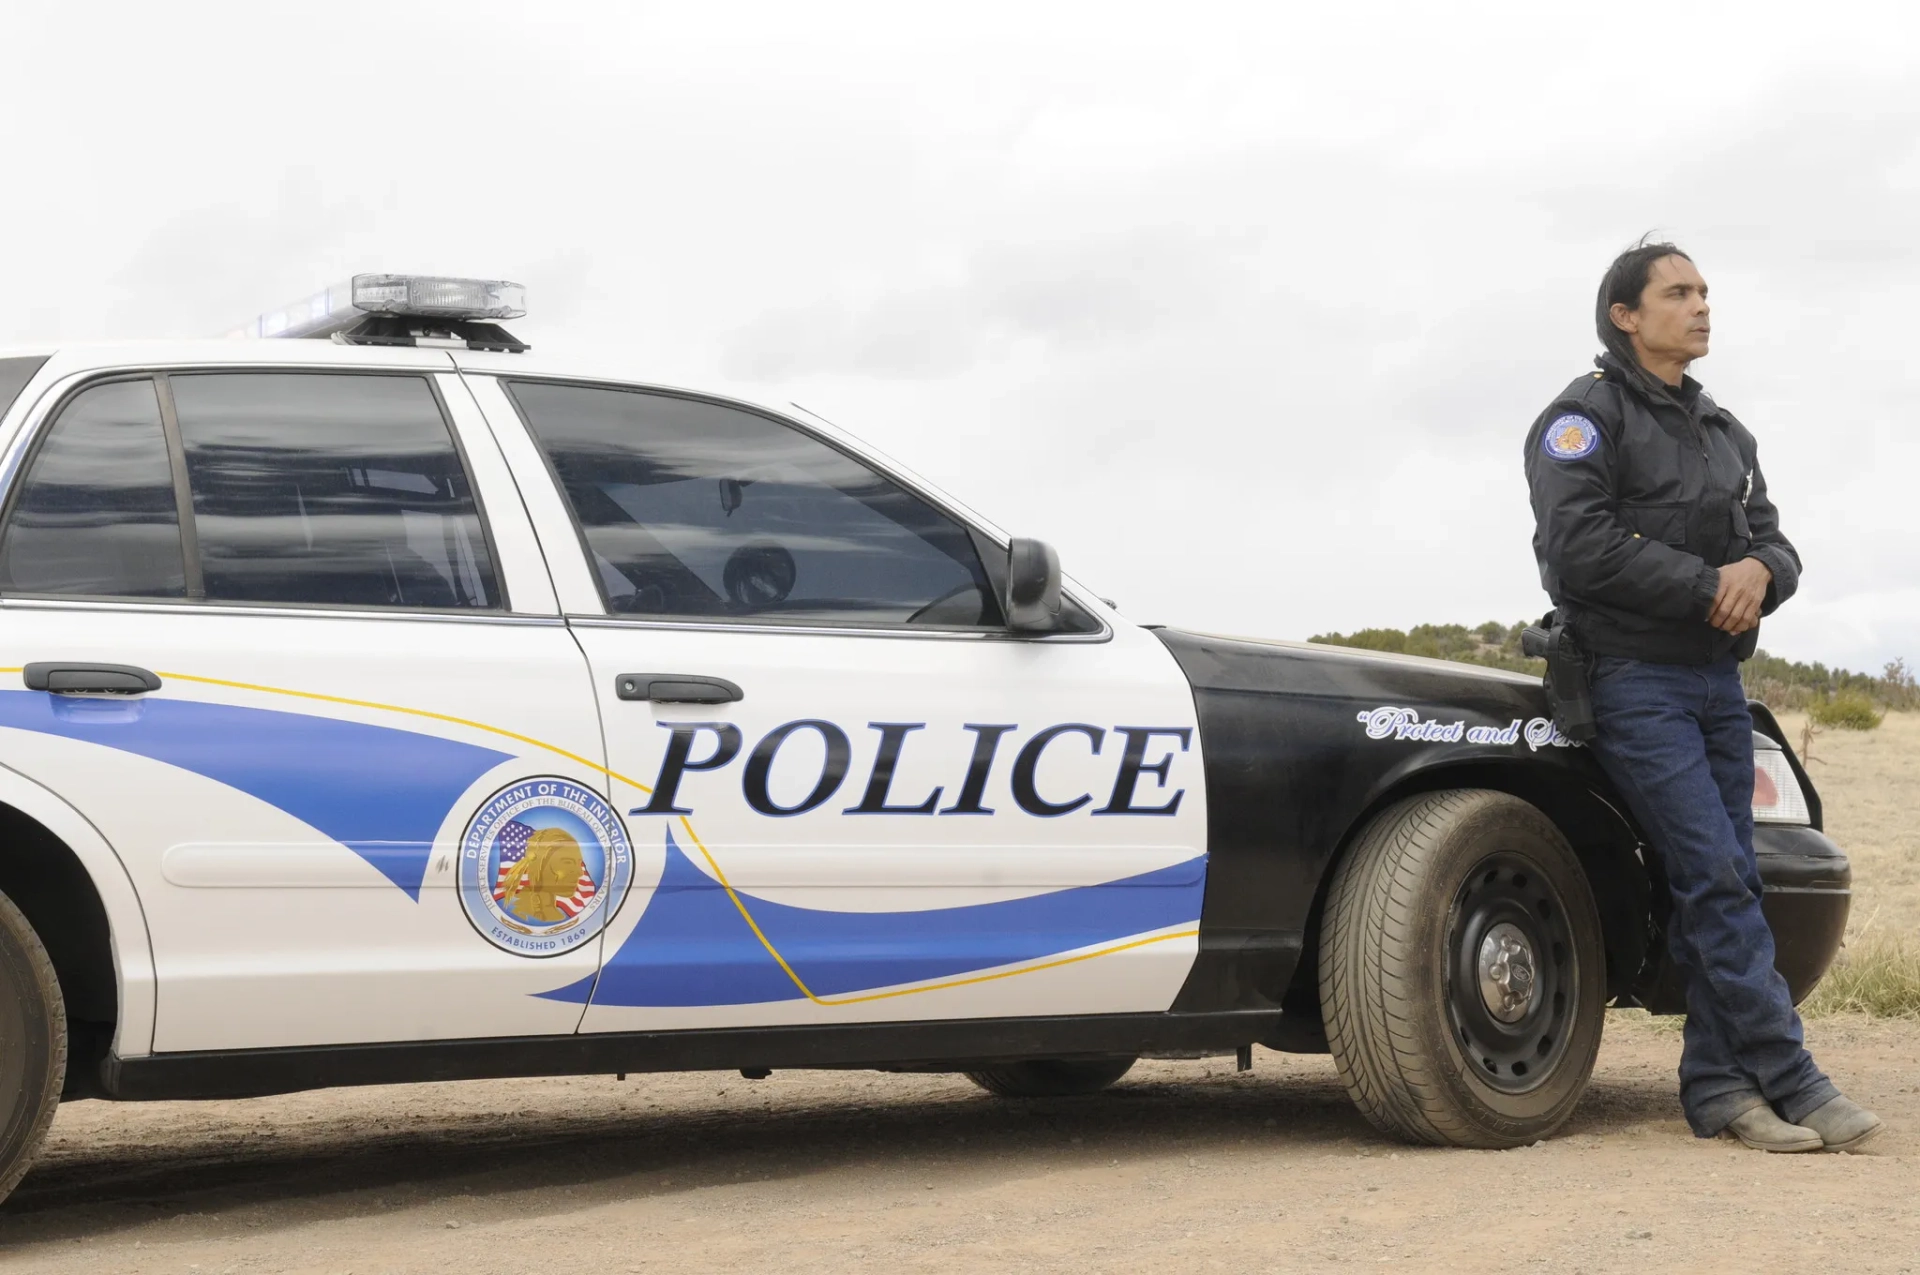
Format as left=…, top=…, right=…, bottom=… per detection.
left=1524, top=353, right=1800, bottom=665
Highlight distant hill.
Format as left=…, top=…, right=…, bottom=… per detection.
left=1306, top=622, right=1918, bottom=712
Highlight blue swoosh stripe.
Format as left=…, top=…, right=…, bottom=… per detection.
left=556, top=826, right=1205, bottom=1007
left=0, top=690, right=512, bottom=898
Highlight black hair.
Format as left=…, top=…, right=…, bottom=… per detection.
left=1596, top=235, right=1692, bottom=373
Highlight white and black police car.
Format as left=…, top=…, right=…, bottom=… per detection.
left=0, top=276, right=1850, bottom=1196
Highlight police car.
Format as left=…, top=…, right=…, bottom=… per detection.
left=0, top=276, right=1850, bottom=1196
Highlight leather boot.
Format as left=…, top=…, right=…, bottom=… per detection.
left=1799, top=1095, right=1885, bottom=1152
left=1720, top=1106, right=1822, bottom=1153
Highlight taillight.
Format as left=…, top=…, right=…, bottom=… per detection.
left=1752, top=745, right=1811, bottom=824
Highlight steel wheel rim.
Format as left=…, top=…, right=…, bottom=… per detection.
left=1444, top=851, right=1578, bottom=1095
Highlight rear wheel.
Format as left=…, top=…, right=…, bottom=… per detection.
left=1319, top=790, right=1605, bottom=1148
left=964, top=1056, right=1136, bottom=1098
left=0, top=887, right=65, bottom=1201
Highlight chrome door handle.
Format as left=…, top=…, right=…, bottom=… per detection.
left=23, top=662, right=163, bottom=695
left=615, top=673, right=743, bottom=705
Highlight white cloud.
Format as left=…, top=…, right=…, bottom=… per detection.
left=4, top=0, right=1917, bottom=669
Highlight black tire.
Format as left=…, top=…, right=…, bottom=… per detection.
left=0, top=887, right=64, bottom=1202
left=964, top=1056, right=1136, bottom=1098
left=1319, top=790, right=1605, bottom=1149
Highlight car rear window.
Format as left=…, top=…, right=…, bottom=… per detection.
left=0, top=377, right=188, bottom=599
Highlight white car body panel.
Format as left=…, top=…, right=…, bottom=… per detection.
left=0, top=610, right=610, bottom=1052
left=560, top=619, right=1206, bottom=1033
left=0, top=764, right=157, bottom=1056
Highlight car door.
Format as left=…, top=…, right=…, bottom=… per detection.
left=0, top=360, right=611, bottom=1053
left=463, top=371, right=1208, bottom=1033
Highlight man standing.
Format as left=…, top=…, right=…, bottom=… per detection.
left=1523, top=239, right=1883, bottom=1153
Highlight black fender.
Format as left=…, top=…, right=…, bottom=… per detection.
left=1151, top=629, right=1650, bottom=1018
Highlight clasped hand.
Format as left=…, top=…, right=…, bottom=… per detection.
left=1707, top=558, right=1772, bottom=635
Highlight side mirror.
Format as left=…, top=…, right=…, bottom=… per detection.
left=1004, top=538, right=1063, bottom=633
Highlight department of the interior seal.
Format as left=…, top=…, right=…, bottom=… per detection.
left=458, top=778, right=634, bottom=956
left=1542, top=413, right=1600, bottom=461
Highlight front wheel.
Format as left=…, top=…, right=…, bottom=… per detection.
left=1319, top=790, right=1605, bottom=1148
left=964, top=1056, right=1136, bottom=1098
left=0, top=888, right=65, bottom=1201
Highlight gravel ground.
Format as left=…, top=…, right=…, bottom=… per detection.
left=1, top=1014, right=1915, bottom=1275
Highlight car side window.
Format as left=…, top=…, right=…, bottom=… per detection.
left=0, top=378, right=188, bottom=599
left=169, top=372, right=500, bottom=610
left=507, top=381, right=1002, bottom=628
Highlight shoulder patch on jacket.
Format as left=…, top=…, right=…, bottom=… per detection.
left=1542, top=413, right=1600, bottom=460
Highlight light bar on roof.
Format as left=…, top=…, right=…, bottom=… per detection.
left=230, top=274, right=527, bottom=340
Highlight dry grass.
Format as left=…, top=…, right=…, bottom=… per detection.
left=1772, top=709, right=1920, bottom=1015
left=1801, top=934, right=1920, bottom=1018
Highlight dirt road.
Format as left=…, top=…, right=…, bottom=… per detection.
left=3, top=1014, right=1915, bottom=1275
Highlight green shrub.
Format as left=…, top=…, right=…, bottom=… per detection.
left=1802, top=935, right=1920, bottom=1018
left=1308, top=620, right=1544, bottom=677
left=1808, top=689, right=1884, bottom=731
left=1315, top=627, right=1411, bottom=653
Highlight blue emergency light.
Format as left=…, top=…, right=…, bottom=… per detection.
left=230, top=274, right=529, bottom=351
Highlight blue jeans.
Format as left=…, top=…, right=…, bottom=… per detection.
left=1588, top=654, right=1837, bottom=1136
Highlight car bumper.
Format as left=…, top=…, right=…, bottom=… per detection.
left=1756, top=824, right=1851, bottom=1005
left=1634, top=823, right=1850, bottom=1013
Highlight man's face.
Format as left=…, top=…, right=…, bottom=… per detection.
left=1614, top=254, right=1711, bottom=366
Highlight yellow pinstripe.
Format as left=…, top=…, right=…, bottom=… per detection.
left=1, top=667, right=1199, bottom=1006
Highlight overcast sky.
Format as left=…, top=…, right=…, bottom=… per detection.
left=5, top=1, right=1916, bottom=672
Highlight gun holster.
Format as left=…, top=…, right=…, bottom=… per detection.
left=1520, top=612, right=1597, bottom=742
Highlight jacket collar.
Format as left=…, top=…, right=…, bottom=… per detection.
left=1595, top=353, right=1718, bottom=423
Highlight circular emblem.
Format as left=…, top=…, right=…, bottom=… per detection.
left=458, top=778, right=633, bottom=957
left=1542, top=413, right=1599, bottom=461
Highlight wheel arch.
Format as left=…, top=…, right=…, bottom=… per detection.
left=1289, top=758, right=1650, bottom=1013
left=0, top=766, right=156, bottom=1092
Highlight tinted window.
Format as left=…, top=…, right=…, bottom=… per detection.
left=509, top=382, right=999, bottom=627
left=170, top=373, right=498, bottom=610
left=0, top=379, right=187, bottom=598
left=0, top=356, right=49, bottom=423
